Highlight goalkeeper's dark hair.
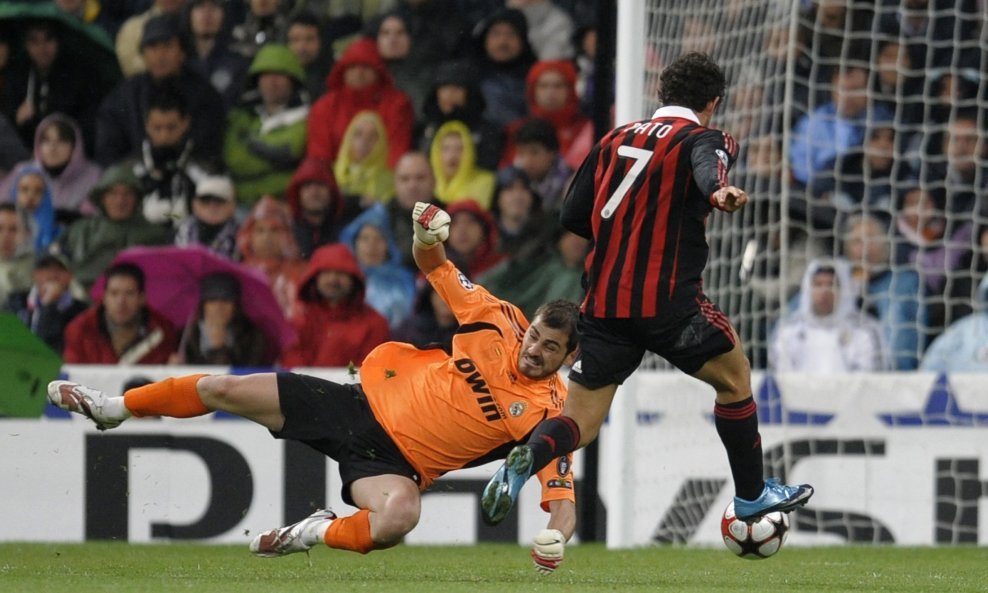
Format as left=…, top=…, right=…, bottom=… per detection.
left=658, top=52, right=726, bottom=112
left=532, top=299, right=580, bottom=353
left=105, top=262, right=146, bottom=293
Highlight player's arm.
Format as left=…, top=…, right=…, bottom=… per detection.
left=691, top=130, right=748, bottom=213
left=531, top=454, right=576, bottom=575
left=560, top=143, right=600, bottom=239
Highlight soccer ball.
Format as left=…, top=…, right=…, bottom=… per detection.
left=720, top=500, right=790, bottom=559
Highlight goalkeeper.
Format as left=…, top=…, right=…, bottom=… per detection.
left=49, top=202, right=576, bottom=575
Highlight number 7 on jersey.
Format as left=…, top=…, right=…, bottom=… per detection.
left=601, top=145, right=654, bottom=219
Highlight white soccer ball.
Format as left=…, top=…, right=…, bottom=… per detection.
left=720, top=500, right=790, bottom=560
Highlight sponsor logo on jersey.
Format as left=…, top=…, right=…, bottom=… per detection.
left=457, top=272, right=474, bottom=290
left=509, top=402, right=526, bottom=417
left=557, top=456, right=570, bottom=476
left=454, top=357, right=502, bottom=421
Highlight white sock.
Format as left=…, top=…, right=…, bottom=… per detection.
left=301, top=518, right=333, bottom=546
left=102, top=397, right=132, bottom=421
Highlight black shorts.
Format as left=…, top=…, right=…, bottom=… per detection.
left=569, top=294, right=736, bottom=389
left=271, top=372, right=420, bottom=505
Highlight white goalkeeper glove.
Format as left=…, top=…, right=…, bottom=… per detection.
left=530, top=528, right=565, bottom=575
left=412, top=201, right=450, bottom=248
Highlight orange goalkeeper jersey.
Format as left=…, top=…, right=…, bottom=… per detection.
left=360, top=261, right=574, bottom=508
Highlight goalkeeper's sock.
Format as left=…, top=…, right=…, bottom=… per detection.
left=323, top=509, right=376, bottom=554
left=124, top=375, right=211, bottom=418
left=714, top=396, right=765, bottom=501
left=526, top=416, right=581, bottom=473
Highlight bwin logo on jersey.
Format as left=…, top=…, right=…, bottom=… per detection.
left=715, top=149, right=729, bottom=167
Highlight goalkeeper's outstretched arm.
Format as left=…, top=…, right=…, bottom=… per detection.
left=411, top=202, right=451, bottom=274
left=532, top=499, right=576, bottom=575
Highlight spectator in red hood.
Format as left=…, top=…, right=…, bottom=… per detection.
left=445, top=199, right=505, bottom=279
left=306, top=38, right=414, bottom=168
left=500, top=59, right=593, bottom=170
left=284, top=158, right=348, bottom=260
left=280, top=242, right=390, bottom=368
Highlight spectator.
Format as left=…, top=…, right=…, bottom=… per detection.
left=506, top=0, right=574, bottom=60
left=128, top=85, right=214, bottom=227
left=174, top=175, right=241, bottom=259
left=96, top=13, right=227, bottom=167
left=285, top=158, right=346, bottom=259
left=0, top=113, right=31, bottom=177
left=489, top=166, right=548, bottom=258
left=510, top=117, right=572, bottom=213
left=769, top=257, right=888, bottom=373
left=4, top=253, right=88, bottom=354
left=394, top=0, right=468, bottom=68
left=921, top=275, right=988, bottom=373
left=445, top=199, right=504, bottom=279
left=333, top=110, right=395, bottom=206
left=470, top=9, right=537, bottom=129
left=116, top=0, right=187, bottom=77
left=183, top=0, right=250, bottom=110
left=280, top=242, right=389, bottom=368
left=230, top=0, right=289, bottom=59
left=6, top=165, right=59, bottom=253
left=339, top=203, right=415, bottom=328
left=479, top=227, right=586, bottom=319
left=0, top=114, right=101, bottom=223
left=286, top=11, right=332, bottom=101
left=0, top=203, right=34, bottom=305
left=940, top=110, right=985, bottom=218
left=391, top=282, right=457, bottom=349
left=387, top=151, right=441, bottom=268
left=871, top=39, right=924, bottom=132
left=572, top=20, right=597, bottom=116
left=170, top=272, right=271, bottom=365
left=224, top=43, right=309, bottom=206
left=416, top=60, right=504, bottom=170
left=0, top=20, right=106, bottom=153
left=236, top=195, right=305, bottom=316
left=57, top=163, right=170, bottom=290
left=429, top=120, right=495, bottom=209
left=306, top=37, right=414, bottom=167
left=789, top=66, right=891, bottom=187
left=371, top=11, right=434, bottom=121
left=63, top=262, right=178, bottom=364
left=501, top=59, right=592, bottom=170
left=843, top=210, right=925, bottom=370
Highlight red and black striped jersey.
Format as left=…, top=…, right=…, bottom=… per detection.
left=560, top=106, right=739, bottom=319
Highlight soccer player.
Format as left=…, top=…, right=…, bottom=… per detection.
left=49, top=203, right=577, bottom=575
left=481, top=52, right=814, bottom=526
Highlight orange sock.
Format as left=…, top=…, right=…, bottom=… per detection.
left=324, top=509, right=376, bottom=554
left=124, top=375, right=211, bottom=418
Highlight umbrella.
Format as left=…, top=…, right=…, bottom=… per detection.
left=90, top=245, right=296, bottom=354
left=0, top=2, right=123, bottom=90
left=0, top=313, right=62, bottom=418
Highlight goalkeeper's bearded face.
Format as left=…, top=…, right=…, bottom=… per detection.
left=517, top=320, right=575, bottom=380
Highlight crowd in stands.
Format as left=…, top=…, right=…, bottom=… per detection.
left=1, top=0, right=985, bottom=374
left=0, top=0, right=594, bottom=368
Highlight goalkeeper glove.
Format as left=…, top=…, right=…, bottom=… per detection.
left=412, top=202, right=450, bottom=248
left=530, top=528, right=565, bottom=575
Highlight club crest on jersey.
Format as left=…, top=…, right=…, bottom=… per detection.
left=509, top=401, right=526, bottom=417
left=715, top=149, right=729, bottom=167
left=457, top=272, right=474, bottom=290
left=557, top=456, right=570, bottom=476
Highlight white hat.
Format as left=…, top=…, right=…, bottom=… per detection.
left=195, top=176, right=235, bottom=202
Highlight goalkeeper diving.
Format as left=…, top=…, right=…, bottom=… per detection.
left=49, top=202, right=577, bottom=574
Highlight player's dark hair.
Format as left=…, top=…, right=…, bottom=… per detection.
left=513, top=118, right=559, bottom=152
left=105, top=262, right=146, bottom=293
left=658, top=52, right=726, bottom=112
left=533, top=299, right=580, bottom=353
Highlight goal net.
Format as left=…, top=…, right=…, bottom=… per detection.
left=622, top=0, right=986, bottom=372
left=605, top=0, right=988, bottom=548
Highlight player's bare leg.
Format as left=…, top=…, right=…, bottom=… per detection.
left=692, top=333, right=813, bottom=522
left=251, top=474, right=420, bottom=557
left=196, top=374, right=284, bottom=430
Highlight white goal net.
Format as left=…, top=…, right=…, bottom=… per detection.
left=622, top=0, right=986, bottom=372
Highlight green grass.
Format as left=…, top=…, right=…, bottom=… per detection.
left=2, top=543, right=987, bottom=593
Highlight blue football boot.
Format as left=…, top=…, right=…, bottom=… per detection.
left=481, top=445, right=535, bottom=525
left=734, top=478, right=814, bottom=522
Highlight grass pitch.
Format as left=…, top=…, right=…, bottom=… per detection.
left=2, top=543, right=987, bottom=593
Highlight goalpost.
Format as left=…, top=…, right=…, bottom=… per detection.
left=607, top=0, right=987, bottom=548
